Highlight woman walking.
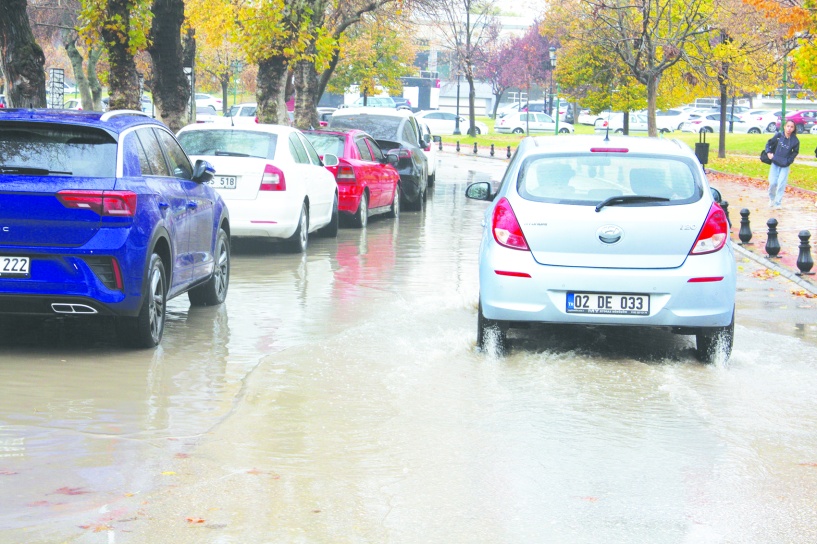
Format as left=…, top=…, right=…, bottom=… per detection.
left=764, top=119, right=799, bottom=208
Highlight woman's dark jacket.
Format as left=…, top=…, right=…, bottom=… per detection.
left=765, top=131, right=799, bottom=167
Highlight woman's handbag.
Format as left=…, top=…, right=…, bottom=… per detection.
left=760, top=149, right=772, bottom=164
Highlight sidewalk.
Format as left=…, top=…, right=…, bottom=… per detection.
left=707, top=170, right=817, bottom=293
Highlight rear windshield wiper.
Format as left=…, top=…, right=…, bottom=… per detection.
left=214, top=150, right=250, bottom=157
left=595, top=195, right=670, bottom=212
left=0, top=165, right=71, bottom=175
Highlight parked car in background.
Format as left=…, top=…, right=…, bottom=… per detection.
left=414, top=110, right=489, bottom=136
left=195, top=93, right=223, bottom=111
left=521, top=102, right=573, bottom=123
left=578, top=109, right=613, bottom=126
left=317, top=107, right=337, bottom=126
left=195, top=105, right=219, bottom=123
left=328, top=108, right=430, bottom=211
left=775, top=110, right=817, bottom=133
left=351, top=96, right=402, bottom=109
left=739, top=110, right=779, bottom=132
left=224, top=102, right=258, bottom=125
left=419, top=122, right=440, bottom=185
left=495, top=112, right=574, bottom=134
left=656, top=108, right=698, bottom=131
left=63, top=99, right=82, bottom=110
left=465, top=135, right=735, bottom=362
left=595, top=112, right=650, bottom=134
left=495, top=103, right=522, bottom=118
left=304, top=129, right=400, bottom=228
left=680, top=112, right=764, bottom=134
left=392, top=97, right=412, bottom=110
left=177, top=123, right=339, bottom=252
left=0, top=109, right=230, bottom=348
left=0, top=95, right=5, bottom=108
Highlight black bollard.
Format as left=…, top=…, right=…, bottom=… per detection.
left=765, top=218, right=781, bottom=258
left=506, top=145, right=511, bottom=159
left=438, top=139, right=442, bottom=151
left=738, top=208, right=752, bottom=245
left=721, top=200, right=731, bottom=229
left=473, top=142, right=478, bottom=154
left=796, top=230, right=815, bottom=275
left=490, top=144, right=495, bottom=157
left=456, top=141, right=460, bottom=153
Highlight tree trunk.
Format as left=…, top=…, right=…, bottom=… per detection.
left=718, top=75, right=728, bottom=158
left=294, top=60, right=319, bottom=130
left=148, top=0, right=190, bottom=132
left=256, top=55, right=289, bottom=124
left=492, top=90, right=504, bottom=119
left=0, top=0, right=46, bottom=108
left=646, top=73, right=658, bottom=138
left=221, top=75, right=230, bottom=114
left=466, top=74, right=476, bottom=137
left=101, top=0, right=140, bottom=111
left=87, top=45, right=103, bottom=110
left=64, top=37, right=92, bottom=110
left=318, top=47, right=342, bottom=100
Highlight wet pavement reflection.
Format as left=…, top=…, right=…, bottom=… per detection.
left=2, top=155, right=817, bottom=543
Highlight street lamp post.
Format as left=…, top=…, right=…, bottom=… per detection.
left=547, top=46, right=556, bottom=117
left=549, top=47, right=558, bottom=135
left=454, top=72, right=462, bottom=136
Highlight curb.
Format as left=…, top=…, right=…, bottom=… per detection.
left=732, top=242, right=817, bottom=294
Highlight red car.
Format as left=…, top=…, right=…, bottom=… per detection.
left=775, top=109, right=817, bottom=133
left=304, top=129, right=400, bottom=227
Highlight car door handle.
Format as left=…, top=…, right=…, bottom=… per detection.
left=187, top=201, right=198, bottom=209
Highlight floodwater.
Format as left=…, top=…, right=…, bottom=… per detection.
left=2, top=155, right=817, bottom=543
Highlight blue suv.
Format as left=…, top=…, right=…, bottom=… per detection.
left=0, top=109, right=230, bottom=347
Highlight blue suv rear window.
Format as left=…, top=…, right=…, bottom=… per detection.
left=0, top=122, right=117, bottom=177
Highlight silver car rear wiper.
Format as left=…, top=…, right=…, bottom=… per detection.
left=595, top=195, right=670, bottom=212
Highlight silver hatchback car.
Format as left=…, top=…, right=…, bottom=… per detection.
left=466, top=135, right=736, bottom=362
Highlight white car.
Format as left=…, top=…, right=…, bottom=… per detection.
left=578, top=110, right=613, bottom=126
left=177, top=124, right=340, bottom=252
left=740, top=110, right=780, bottom=133
left=494, top=112, right=574, bottom=134
left=680, top=113, right=765, bottom=134
left=419, top=122, right=439, bottom=184
left=414, top=110, right=489, bottom=136
left=195, top=93, right=223, bottom=110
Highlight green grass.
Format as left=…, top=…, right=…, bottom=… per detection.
left=442, top=116, right=817, bottom=193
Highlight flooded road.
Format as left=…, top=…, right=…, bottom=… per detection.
left=2, top=154, right=817, bottom=543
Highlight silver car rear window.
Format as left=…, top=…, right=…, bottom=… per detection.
left=517, top=154, right=701, bottom=205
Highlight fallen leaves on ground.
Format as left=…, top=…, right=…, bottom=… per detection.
left=0, top=470, right=18, bottom=475
left=791, top=289, right=817, bottom=298
left=79, top=524, right=112, bottom=532
left=752, top=269, right=780, bottom=280
left=52, top=486, right=91, bottom=495
left=186, top=517, right=206, bottom=524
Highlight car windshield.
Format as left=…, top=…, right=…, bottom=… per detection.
left=177, top=129, right=277, bottom=159
left=328, top=115, right=401, bottom=141
left=517, top=154, right=700, bottom=205
left=0, top=122, right=117, bottom=177
left=303, top=133, right=344, bottom=157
